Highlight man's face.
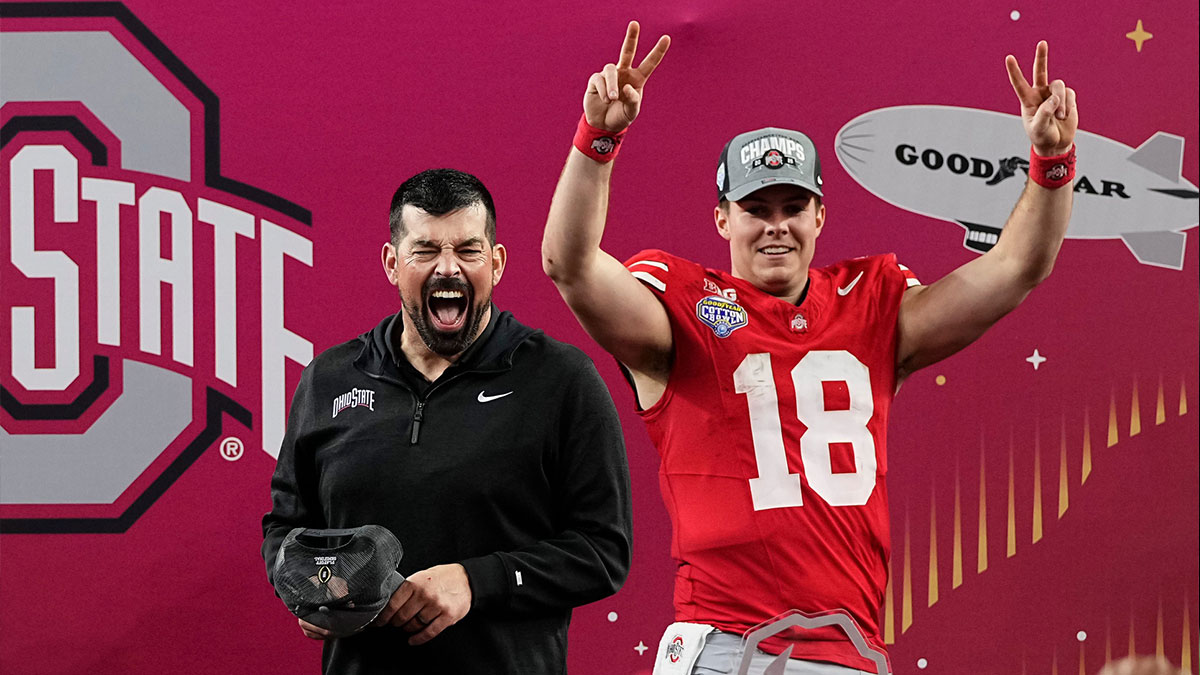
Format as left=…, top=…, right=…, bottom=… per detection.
left=383, top=203, right=505, bottom=357
left=715, top=184, right=825, bottom=300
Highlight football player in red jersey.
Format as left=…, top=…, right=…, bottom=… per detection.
left=542, top=21, right=1077, bottom=675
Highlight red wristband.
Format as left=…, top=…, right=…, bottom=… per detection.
left=573, top=114, right=627, bottom=163
left=1028, top=144, right=1076, bottom=189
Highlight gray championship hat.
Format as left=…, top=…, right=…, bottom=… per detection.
left=716, top=127, right=823, bottom=201
left=272, top=525, right=405, bottom=638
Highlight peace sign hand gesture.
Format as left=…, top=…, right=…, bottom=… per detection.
left=584, top=21, right=670, bottom=133
left=1006, top=41, right=1077, bottom=157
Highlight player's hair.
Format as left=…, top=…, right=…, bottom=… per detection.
left=389, top=169, right=497, bottom=246
left=718, top=192, right=823, bottom=213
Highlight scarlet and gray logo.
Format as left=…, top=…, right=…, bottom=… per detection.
left=0, top=3, right=314, bottom=533
left=590, top=136, right=617, bottom=155
left=835, top=105, right=1198, bottom=269
left=751, top=149, right=797, bottom=171
left=666, top=635, right=684, bottom=663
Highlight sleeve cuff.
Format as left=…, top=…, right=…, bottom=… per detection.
left=459, top=553, right=510, bottom=612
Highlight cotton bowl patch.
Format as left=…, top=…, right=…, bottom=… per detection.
left=695, top=296, right=748, bottom=338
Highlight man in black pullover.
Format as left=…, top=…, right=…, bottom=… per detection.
left=262, top=169, right=633, bottom=674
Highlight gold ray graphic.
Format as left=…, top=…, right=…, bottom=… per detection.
left=1107, top=616, right=1113, bottom=664
left=1007, top=432, right=1017, bottom=557
left=1156, top=373, right=1166, bottom=425
left=929, top=484, right=939, bottom=607
left=953, top=464, right=963, bottom=589
left=1130, top=376, right=1142, bottom=437
left=1052, top=646, right=1060, bottom=675
left=1181, top=377, right=1189, bottom=416
left=1130, top=610, right=1137, bottom=658
left=1058, top=416, right=1069, bottom=518
left=1082, top=407, right=1093, bottom=485
left=1182, top=599, right=1192, bottom=672
left=902, top=509, right=913, bottom=633
left=883, top=562, right=895, bottom=644
left=1108, top=389, right=1119, bottom=447
left=1033, top=424, right=1044, bottom=544
left=1157, top=597, right=1165, bottom=660
left=1078, top=641, right=1086, bottom=675
left=978, top=433, right=989, bottom=573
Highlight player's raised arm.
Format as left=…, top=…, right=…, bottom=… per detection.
left=895, top=40, right=1076, bottom=377
left=542, top=22, right=674, bottom=381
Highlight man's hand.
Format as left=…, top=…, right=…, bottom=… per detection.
left=584, top=21, right=670, bottom=132
left=1006, top=40, right=1078, bottom=156
left=298, top=617, right=333, bottom=640
left=371, top=563, right=472, bottom=646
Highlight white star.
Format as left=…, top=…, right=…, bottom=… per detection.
left=1026, top=349, right=1047, bottom=370
left=634, top=641, right=649, bottom=655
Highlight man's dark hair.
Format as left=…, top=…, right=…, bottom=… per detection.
left=389, top=169, right=497, bottom=246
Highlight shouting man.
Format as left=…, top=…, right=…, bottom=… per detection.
left=265, top=168, right=632, bottom=674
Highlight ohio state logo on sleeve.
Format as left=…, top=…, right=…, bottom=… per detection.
left=0, top=2, right=314, bottom=533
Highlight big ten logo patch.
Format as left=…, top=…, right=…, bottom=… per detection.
left=1, top=3, right=314, bottom=533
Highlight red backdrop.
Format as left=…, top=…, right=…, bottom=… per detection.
left=1, top=2, right=1196, bottom=674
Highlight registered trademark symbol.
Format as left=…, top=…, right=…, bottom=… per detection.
left=219, top=437, right=244, bottom=461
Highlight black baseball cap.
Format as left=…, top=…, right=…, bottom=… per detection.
left=272, top=525, right=405, bottom=638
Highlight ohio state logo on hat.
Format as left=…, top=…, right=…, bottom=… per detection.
left=750, top=148, right=799, bottom=171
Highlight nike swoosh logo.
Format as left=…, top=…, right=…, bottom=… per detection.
left=837, top=271, right=865, bottom=296
left=477, top=391, right=513, bottom=403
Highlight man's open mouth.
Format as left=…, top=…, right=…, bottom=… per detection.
left=427, top=288, right=469, bottom=331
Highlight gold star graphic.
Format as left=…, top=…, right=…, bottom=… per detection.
left=1126, top=19, right=1153, bottom=52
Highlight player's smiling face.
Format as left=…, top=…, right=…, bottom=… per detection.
left=383, top=203, right=505, bottom=357
left=715, top=184, right=825, bottom=302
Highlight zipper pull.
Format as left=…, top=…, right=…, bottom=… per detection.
left=410, top=400, right=425, bottom=444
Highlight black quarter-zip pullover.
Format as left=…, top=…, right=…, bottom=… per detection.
left=262, top=309, right=632, bottom=674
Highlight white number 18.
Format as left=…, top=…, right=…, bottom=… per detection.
left=732, top=351, right=877, bottom=511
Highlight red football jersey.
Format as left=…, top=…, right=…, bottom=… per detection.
left=625, top=249, right=919, bottom=672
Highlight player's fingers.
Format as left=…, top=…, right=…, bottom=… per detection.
left=1049, top=79, right=1067, bottom=119
left=1065, top=86, right=1078, bottom=122
left=586, top=72, right=606, bottom=103
left=617, top=20, right=640, bottom=68
left=602, top=63, right=620, bottom=102
left=1032, top=40, right=1048, bottom=88
left=407, top=614, right=452, bottom=646
left=636, top=35, right=671, bottom=78
left=1033, top=92, right=1060, bottom=131
left=622, top=83, right=641, bottom=107
left=1005, top=55, right=1033, bottom=101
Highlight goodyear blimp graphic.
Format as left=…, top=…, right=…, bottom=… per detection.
left=835, top=106, right=1197, bottom=270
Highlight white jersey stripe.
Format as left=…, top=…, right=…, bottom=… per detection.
left=629, top=260, right=669, bottom=272
left=906, top=277, right=920, bottom=287
left=631, top=270, right=667, bottom=292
